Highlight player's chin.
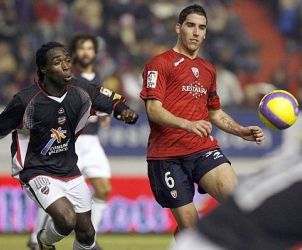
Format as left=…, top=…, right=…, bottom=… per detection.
left=188, top=44, right=200, bottom=52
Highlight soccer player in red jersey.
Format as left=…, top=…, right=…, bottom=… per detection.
left=140, top=4, right=265, bottom=232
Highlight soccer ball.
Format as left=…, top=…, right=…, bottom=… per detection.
left=258, top=90, right=299, bottom=130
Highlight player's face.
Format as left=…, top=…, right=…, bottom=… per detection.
left=44, top=47, right=72, bottom=86
left=74, top=40, right=96, bottom=67
left=176, top=13, right=207, bottom=54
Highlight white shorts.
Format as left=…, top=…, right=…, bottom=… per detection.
left=24, top=175, right=92, bottom=213
left=76, top=135, right=111, bottom=178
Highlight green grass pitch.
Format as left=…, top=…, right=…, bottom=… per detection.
left=0, top=233, right=173, bottom=250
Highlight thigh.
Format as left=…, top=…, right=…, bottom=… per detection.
left=24, top=175, right=65, bottom=210
left=199, top=163, right=237, bottom=202
left=148, top=159, right=195, bottom=208
left=65, top=176, right=92, bottom=213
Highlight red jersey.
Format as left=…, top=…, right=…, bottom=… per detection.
left=140, top=49, right=221, bottom=159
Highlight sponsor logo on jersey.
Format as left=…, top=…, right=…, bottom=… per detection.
left=58, top=107, right=65, bottom=115
left=182, top=83, right=207, bottom=99
left=174, top=57, right=184, bottom=66
left=41, top=127, right=67, bottom=155
left=147, top=71, right=158, bottom=88
left=170, top=190, right=177, bottom=198
left=191, top=67, right=199, bottom=78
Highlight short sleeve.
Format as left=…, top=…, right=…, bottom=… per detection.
left=207, top=68, right=221, bottom=110
left=140, top=57, right=169, bottom=103
left=0, top=95, right=25, bottom=138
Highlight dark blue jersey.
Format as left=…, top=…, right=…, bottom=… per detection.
left=0, top=78, right=128, bottom=183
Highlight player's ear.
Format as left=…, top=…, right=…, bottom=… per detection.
left=175, top=23, right=181, bottom=35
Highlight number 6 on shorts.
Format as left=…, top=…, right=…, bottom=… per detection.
left=164, top=171, right=175, bottom=188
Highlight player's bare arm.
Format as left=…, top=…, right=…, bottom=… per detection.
left=146, top=99, right=211, bottom=137
left=209, top=109, right=265, bottom=144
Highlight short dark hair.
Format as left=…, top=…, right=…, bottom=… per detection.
left=36, top=41, right=65, bottom=82
left=69, top=32, right=98, bottom=55
left=178, top=4, right=207, bottom=25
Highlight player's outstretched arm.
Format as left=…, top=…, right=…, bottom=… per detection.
left=0, top=95, right=25, bottom=139
left=146, top=99, right=211, bottom=137
left=209, top=109, right=265, bottom=144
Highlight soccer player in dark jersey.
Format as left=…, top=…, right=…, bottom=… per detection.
left=171, top=156, right=302, bottom=250
left=0, top=41, right=138, bottom=250
left=28, top=34, right=111, bottom=250
left=140, top=4, right=265, bottom=233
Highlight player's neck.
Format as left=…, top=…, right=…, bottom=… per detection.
left=76, top=64, right=94, bottom=74
left=173, top=43, right=199, bottom=59
left=42, top=79, right=67, bottom=97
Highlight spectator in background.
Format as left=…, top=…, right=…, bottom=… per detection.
left=70, top=0, right=103, bottom=32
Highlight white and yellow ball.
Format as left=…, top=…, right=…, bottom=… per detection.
left=258, top=90, right=299, bottom=130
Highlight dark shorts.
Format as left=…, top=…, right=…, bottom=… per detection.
left=147, top=148, right=230, bottom=208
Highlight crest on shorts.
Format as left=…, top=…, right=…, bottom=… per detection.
left=191, top=67, right=199, bottom=78
left=170, top=190, right=177, bottom=199
left=41, top=186, right=49, bottom=195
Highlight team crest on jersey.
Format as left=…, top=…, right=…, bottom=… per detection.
left=41, top=127, right=68, bottom=156
left=147, top=71, right=158, bottom=88
left=58, top=116, right=66, bottom=125
left=170, top=190, right=177, bottom=199
left=191, top=67, right=199, bottom=78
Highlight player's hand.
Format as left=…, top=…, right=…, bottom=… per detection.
left=184, top=120, right=212, bottom=137
left=117, top=109, right=139, bottom=124
left=240, top=126, right=265, bottom=144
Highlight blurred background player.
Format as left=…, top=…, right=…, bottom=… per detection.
left=140, top=4, right=265, bottom=234
left=171, top=155, right=302, bottom=250
left=71, top=32, right=112, bottom=237
left=28, top=33, right=113, bottom=250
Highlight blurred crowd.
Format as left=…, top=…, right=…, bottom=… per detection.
left=0, top=0, right=302, bottom=111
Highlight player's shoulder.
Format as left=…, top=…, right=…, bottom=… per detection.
left=15, top=83, right=40, bottom=104
left=197, top=57, right=216, bottom=75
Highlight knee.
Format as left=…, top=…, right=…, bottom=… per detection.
left=54, top=210, right=77, bottom=235
left=94, top=182, right=111, bottom=200
left=76, top=225, right=95, bottom=245
left=178, top=210, right=197, bottom=229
